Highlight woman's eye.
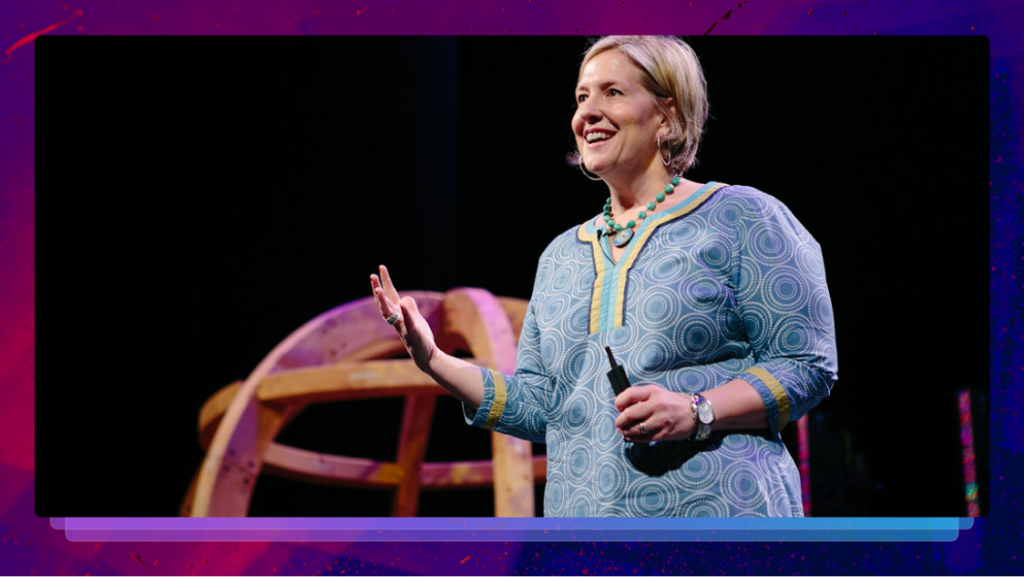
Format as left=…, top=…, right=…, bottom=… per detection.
left=608, top=89, right=622, bottom=96
left=577, top=94, right=588, bottom=103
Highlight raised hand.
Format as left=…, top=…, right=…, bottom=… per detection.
left=369, top=265, right=437, bottom=370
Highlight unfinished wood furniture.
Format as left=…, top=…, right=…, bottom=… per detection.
left=181, top=288, right=545, bottom=517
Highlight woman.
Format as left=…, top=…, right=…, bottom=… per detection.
left=371, top=36, right=837, bottom=517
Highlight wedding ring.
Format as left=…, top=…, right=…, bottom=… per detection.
left=638, top=422, right=649, bottom=436
left=385, top=312, right=400, bottom=325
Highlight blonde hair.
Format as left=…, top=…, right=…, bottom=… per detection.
left=571, top=36, right=708, bottom=175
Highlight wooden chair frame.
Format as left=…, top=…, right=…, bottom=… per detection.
left=181, top=288, right=545, bottom=517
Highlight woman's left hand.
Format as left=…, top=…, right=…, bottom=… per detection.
left=614, top=385, right=696, bottom=443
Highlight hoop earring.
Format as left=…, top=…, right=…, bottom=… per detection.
left=657, top=134, right=672, bottom=167
left=579, top=161, right=602, bottom=181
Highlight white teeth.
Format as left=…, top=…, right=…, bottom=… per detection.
left=586, top=131, right=614, bottom=143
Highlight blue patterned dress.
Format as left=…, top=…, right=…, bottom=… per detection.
left=463, top=182, right=838, bottom=517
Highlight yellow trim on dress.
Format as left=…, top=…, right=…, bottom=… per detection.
left=483, top=369, right=507, bottom=430
left=746, top=365, right=791, bottom=431
left=613, top=183, right=728, bottom=329
left=577, top=222, right=605, bottom=334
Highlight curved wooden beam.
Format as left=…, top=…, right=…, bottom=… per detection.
left=189, top=294, right=444, bottom=517
left=261, top=443, right=405, bottom=488
left=495, top=296, right=528, bottom=343
left=257, top=443, right=547, bottom=490
left=421, top=455, right=547, bottom=490
left=442, top=288, right=535, bottom=517
left=391, top=394, right=436, bottom=516
left=187, top=290, right=540, bottom=517
left=258, top=360, right=454, bottom=405
left=197, top=360, right=494, bottom=450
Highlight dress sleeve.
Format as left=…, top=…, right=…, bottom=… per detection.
left=461, top=298, right=551, bottom=443
left=733, top=192, right=839, bottom=437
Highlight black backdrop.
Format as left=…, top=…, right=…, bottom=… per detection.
left=37, top=36, right=989, bottom=517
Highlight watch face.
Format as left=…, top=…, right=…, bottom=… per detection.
left=697, top=401, right=714, bottom=424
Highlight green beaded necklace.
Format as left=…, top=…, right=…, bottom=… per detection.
left=604, top=176, right=681, bottom=247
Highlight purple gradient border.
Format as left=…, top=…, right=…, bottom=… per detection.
left=2, top=0, right=1022, bottom=574
left=54, top=517, right=968, bottom=542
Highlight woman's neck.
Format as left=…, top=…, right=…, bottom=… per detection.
left=604, top=164, right=674, bottom=213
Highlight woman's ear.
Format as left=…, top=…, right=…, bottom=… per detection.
left=661, top=97, right=678, bottom=127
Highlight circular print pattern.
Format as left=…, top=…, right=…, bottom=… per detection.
left=741, top=302, right=773, bottom=345
left=542, top=293, right=572, bottom=324
left=675, top=451, right=722, bottom=492
left=684, top=277, right=727, bottom=312
left=551, top=264, right=576, bottom=292
left=796, top=244, right=826, bottom=282
left=709, top=199, right=744, bottom=231
left=717, top=307, right=745, bottom=341
left=565, top=438, right=595, bottom=482
left=717, top=431, right=757, bottom=458
left=631, top=331, right=675, bottom=374
left=762, top=266, right=810, bottom=312
left=667, top=217, right=707, bottom=248
left=544, top=477, right=567, bottom=516
left=679, top=494, right=730, bottom=517
left=768, top=487, right=798, bottom=517
left=647, top=251, right=689, bottom=283
left=674, top=313, right=721, bottom=358
left=595, top=460, right=627, bottom=500
left=626, top=478, right=679, bottom=517
left=809, top=287, right=835, bottom=332
left=540, top=331, right=565, bottom=371
left=568, top=491, right=597, bottom=517
left=592, top=408, right=623, bottom=452
left=567, top=302, right=592, bottom=335
left=736, top=257, right=763, bottom=297
left=563, top=388, right=597, bottom=437
left=638, top=286, right=680, bottom=330
left=774, top=317, right=812, bottom=356
left=749, top=219, right=795, bottom=264
left=563, top=343, right=600, bottom=384
left=672, top=368, right=712, bottom=393
left=699, top=239, right=731, bottom=270
left=722, top=461, right=767, bottom=511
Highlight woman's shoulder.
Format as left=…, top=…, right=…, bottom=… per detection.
left=715, top=184, right=788, bottom=213
left=537, top=224, right=585, bottom=262
left=717, top=183, right=817, bottom=245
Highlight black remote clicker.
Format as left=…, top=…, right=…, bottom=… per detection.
left=605, top=346, right=630, bottom=395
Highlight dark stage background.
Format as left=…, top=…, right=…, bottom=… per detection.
left=37, top=37, right=988, bottom=517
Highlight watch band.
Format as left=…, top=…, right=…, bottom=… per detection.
left=690, top=393, right=714, bottom=441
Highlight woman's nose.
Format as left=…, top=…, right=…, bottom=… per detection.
left=577, top=99, right=603, bottom=124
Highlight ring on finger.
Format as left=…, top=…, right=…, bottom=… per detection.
left=385, top=312, right=400, bottom=325
left=638, top=421, right=649, bottom=436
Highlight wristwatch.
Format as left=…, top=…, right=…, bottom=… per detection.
left=690, top=393, right=715, bottom=441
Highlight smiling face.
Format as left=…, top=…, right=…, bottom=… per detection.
left=572, top=49, right=668, bottom=180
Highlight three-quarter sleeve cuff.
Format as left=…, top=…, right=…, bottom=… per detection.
left=740, top=366, right=792, bottom=436
left=462, top=368, right=508, bottom=430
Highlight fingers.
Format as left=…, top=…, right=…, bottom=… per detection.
left=400, top=295, right=418, bottom=315
left=615, top=401, right=654, bottom=431
left=370, top=276, right=397, bottom=320
left=379, top=265, right=400, bottom=301
left=400, top=296, right=424, bottom=331
left=614, top=384, right=653, bottom=412
left=371, top=266, right=405, bottom=326
left=370, top=274, right=387, bottom=311
left=622, top=416, right=659, bottom=443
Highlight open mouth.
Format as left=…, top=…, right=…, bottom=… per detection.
left=585, top=131, right=616, bottom=147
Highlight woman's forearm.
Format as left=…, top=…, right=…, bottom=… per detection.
left=700, top=378, right=769, bottom=431
left=424, top=349, right=486, bottom=410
